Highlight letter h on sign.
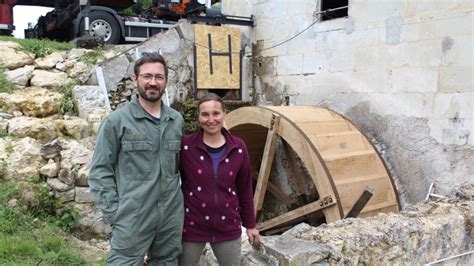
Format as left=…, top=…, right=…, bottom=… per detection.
left=207, top=33, right=232, bottom=75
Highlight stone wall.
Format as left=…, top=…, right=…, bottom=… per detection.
left=228, top=0, right=474, bottom=204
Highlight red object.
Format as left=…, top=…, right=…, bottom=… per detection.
left=0, top=0, right=17, bottom=25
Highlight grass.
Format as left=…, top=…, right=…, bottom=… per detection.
left=0, top=63, right=14, bottom=93
left=0, top=36, right=74, bottom=58
left=0, top=181, right=87, bottom=265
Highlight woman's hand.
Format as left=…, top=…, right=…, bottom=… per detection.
left=246, top=228, right=264, bottom=245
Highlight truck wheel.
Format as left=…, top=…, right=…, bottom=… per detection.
left=86, top=11, right=121, bottom=44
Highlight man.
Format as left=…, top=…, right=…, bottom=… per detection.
left=89, top=52, right=184, bottom=265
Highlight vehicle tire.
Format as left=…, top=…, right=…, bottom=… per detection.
left=85, top=11, right=121, bottom=44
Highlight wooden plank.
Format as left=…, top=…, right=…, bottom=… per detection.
left=312, top=131, right=371, bottom=155
left=254, top=114, right=281, bottom=215
left=258, top=196, right=336, bottom=231
left=322, top=149, right=376, bottom=161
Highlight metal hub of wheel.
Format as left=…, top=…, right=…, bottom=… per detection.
left=90, top=19, right=112, bottom=42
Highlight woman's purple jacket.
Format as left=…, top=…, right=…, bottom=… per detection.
left=180, top=128, right=257, bottom=242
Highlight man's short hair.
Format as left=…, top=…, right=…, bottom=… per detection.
left=134, top=52, right=168, bottom=79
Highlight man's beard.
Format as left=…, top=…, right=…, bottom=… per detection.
left=137, top=85, right=165, bottom=102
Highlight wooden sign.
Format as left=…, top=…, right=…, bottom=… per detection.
left=194, top=24, right=241, bottom=91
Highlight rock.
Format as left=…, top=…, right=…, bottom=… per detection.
left=35, top=51, right=66, bottom=69
left=58, top=138, right=93, bottom=166
left=30, top=69, right=69, bottom=89
left=55, top=188, right=75, bottom=203
left=76, top=165, right=90, bottom=187
left=4, top=137, right=41, bottom=181
left=47, top=177, right=74, bottom=192
left=40, top=140, right=62, bottom=160
left=0, top=40, right=22, bottom=49
left=72, top=85, right=111, bottom=119
left=0, top=45, right=34, bottom=69
left=58, top=168, right=76, bottom=186
left=8, top=116, right=62, bottom=142
left=62, top=118, right=92, bottom=140
left=75, top=187, right=95, bottom=203
left=96, top=54, right=132, bottom=92
left=2, top=87, right=62, bottom=117
left=40, top=159, right=59, bottom=178
left=75, top=203, right=112, bottom=238
left=67, top=61, right=93, bottom=80
left=67, top=48, right=94, bottom=60
left=6, top=65, right=35, bottom=86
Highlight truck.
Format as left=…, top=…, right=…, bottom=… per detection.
left=0, top=0, right=253, bottom=44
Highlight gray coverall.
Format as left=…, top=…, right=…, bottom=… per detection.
left=89, top=95, right=184, bottom=265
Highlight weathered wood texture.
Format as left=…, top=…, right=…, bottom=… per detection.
left=225, top=106, right=399, bottom=231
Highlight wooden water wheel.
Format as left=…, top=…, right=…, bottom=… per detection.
left=224, top=106, right=400, bottom=234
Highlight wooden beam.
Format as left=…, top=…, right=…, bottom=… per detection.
left=253, top=113, right=280, bottom=215
left=345, top=187, right=374, bottom=218
left=258, top=196, right=335, bottom=231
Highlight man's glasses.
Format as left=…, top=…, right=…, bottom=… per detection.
left=139, top=74, right=165, bottom=82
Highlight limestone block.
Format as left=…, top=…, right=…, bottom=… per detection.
left=6, top=65, right=35, bottom=86
left=75, top=187, right=95, bottom=203
left=55, top=62, right=67, bottom=71
left=2, top=87, right=62, bottom=117
left=441, top=36, right=472, bottom=66
left=97, top=54, right=131, bottom=92
left=59, top=138, right=93, bottom=166
left=67, top=61, right=93, bottom=79
left=7, top=116, right=62, bottom=142
left=419, top=14, right=472, bottom=40
left=40, top=140, right=62, bottom=160
left=400, top=22, right=421, bottom=43
left=255, top=235, right=330, bottom=265
left=72, top=85, right=111, bottom=119
left=277, top=54, right=303, bottom=75
left=0, top=46, right=34, bottom=69
left=47, top=177, right=74, bottom=192
left=58, top=168, right=76, bottom=186
left=76, top=165, right=90, bottom=187
left=67, top=48, right=94, bottom=60
left=35, top=51, right=66, bottom=69
left=55, top=188, right=75, bottom=203
left=62, top=118, right=92, bottom=140
left=438, top=66, right=473, bottom=93
left=389, top=40, right=442, bottom=67
left=40, top=159, right=59, bottom=178
left=391, top=67, right=437, bottom=93
left=75, top=203, right=112, bottom=238
left=4, top=137, right=41, bottom=181
left=30, top=69, right=69, bottom=89
left=255, top=20, right=273, bottom=41
left=0, top=40, right=22, bottom=49
left=370, top=93, right=433, bottom=117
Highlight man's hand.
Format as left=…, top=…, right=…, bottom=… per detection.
left=246, top=228, right=264, bottom=245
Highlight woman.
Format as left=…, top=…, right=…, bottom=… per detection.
left=179, top=93, right=263, bottom=265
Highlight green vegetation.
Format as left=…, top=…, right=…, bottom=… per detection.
left=0, top=181, right=85, bottom=265
left=173, top=97, right=199, bottom=134
left=78, top=46, right=106, bottom=64
left=0, top=63, right=14, bottom=93
left=0, top=36, right=74, bottom=58
left=60, top=82, right=79, bottom=116
left=122, top=0, right=153, bottom=15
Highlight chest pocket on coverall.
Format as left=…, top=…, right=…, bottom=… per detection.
left=122, top=140, right=152, bottom=180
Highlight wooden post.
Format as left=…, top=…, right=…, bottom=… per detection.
left=253, top=113, right=280, bottom=216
